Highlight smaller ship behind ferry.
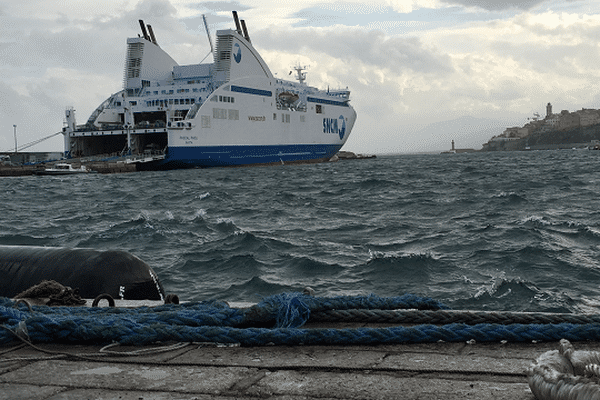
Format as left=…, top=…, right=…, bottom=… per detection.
left=62, top=12, right=356, bottom=169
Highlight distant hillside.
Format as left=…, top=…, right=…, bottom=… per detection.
left=482, top=123, right=600, bottom=151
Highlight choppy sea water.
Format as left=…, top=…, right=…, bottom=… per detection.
left=3, top=150, right=600, bottom=313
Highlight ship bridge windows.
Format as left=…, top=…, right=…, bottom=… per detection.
left=218, top=95, right=234, bottom=103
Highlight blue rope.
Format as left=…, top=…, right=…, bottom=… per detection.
left=244, top=292, right=450, bottom=328
left=7, top=292, right=589, bottom=346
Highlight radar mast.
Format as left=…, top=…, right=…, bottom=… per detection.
left=292, top=65, right=309, bottom=85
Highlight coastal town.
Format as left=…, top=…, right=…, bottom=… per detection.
left=483, top=103, right=600, bottom=151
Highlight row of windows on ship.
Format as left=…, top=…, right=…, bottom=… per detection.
left=144, top=98, right=199, bottom=107
left=144, top=86, right=209, bottom=96
left=142, top=95, right=234, bottom=108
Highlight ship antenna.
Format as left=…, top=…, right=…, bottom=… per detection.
left=202, top=14, right=214, bottom=55
left=293, top=65, right=309, bottom=85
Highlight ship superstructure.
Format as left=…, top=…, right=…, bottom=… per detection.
left=62, top=12, right=356, bottom=168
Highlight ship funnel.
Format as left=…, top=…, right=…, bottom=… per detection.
left=240, top=19, right=251, bottom=43
left=138, top=20, right=150, bottom=41
left=147, top=24, right=158, bottom=46
left=232, top=11, right=243, bottom=35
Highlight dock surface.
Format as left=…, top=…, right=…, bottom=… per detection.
left=0, top=299, right=586, bottom=399
left=2, top=333, right=580, bottom=399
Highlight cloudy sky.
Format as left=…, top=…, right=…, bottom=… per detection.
left=0, top=0, right=598, bottom=154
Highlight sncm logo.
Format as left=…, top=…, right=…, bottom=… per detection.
left=323, top=115, right=346, bottom=140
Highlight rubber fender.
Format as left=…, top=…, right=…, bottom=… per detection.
left=0, top=245, right=164, bottom=300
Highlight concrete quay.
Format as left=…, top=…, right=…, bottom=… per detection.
left=1, top=328, right=578, bottom=400
left=0, top=160, right=137, bottom=176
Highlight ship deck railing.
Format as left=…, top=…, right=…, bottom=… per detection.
left=69, top=126, right=168, bottom=137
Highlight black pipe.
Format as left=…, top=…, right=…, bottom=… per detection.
left=147, top=25, right=158, bottom=46
left=240, top=20, right=251, bottom=43
left=0, top=245, right=165, bottom=300
left=138, top=20, right=150, bottom=41
left=232, top=11, right=242, bottom=35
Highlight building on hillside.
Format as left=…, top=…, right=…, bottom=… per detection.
left=558, top=110, right=580, bottom=130
left=578, top=109, right=600, bottom=126
left=545, top=114, right=561, bottom=129
left=502, top=127, right=529, bottom=139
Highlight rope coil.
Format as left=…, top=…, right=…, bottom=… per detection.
left=528, top=339, right=600, bottom=399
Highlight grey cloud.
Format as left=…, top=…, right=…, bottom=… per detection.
left=0, top=0, right=211, bottom=71
left=0, top=81, right=64, bottom=151
left=181, top=13, right=234, bottom=32
left=0, top=28, right=123, bottom=73
left=487, top=14, right=600, bottom=76
left=0, top=2, right=185, bottom=77
left=438, top=0, right=547, bottom=11
left=190, top=1, right=251, bottom=12
left=293, top=10, right=344, bottom=26
left=255, top=28, right=454, bottom=75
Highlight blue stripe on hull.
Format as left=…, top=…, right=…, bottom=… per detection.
left=162, top=144, right=343, bottom=167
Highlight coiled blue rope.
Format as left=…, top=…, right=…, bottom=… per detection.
left=5, top=292, right=593, bottom=346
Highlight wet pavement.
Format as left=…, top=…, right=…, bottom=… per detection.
left=0, top=332, right=573, bottom=399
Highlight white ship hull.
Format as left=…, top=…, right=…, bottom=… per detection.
left=62, top=13, right=356, bottom=169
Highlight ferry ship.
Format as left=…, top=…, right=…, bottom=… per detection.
left=62, top=12, right=356, bottom=169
